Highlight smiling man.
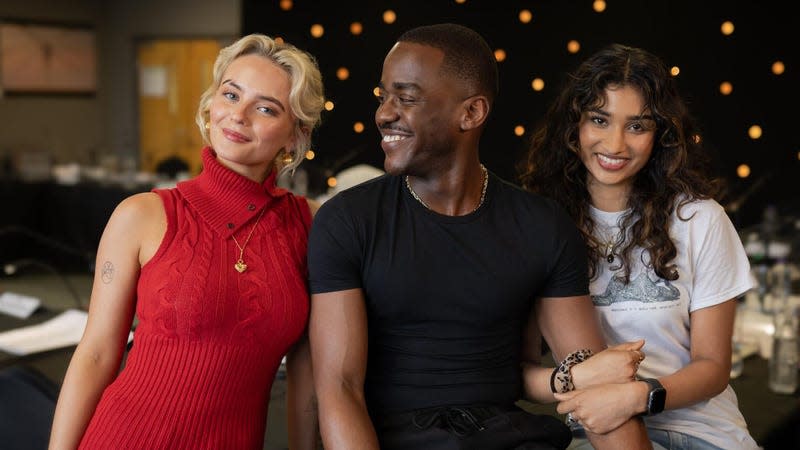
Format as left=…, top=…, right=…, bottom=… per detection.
left=307, top=23, right=650, bottom=450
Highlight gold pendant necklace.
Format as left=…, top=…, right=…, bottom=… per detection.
left=231, top=206, right=266, bottom=273
left=603, top=241, right=616, bottom=263
left=596, top=226, right=620, bottom=264
left=405, top=164, right=488, bottom=214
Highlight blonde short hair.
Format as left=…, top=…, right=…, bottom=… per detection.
left=196, top=34, right=325, bottom=176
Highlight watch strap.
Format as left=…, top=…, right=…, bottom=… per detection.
left=640, top=377, right=666, bottom=416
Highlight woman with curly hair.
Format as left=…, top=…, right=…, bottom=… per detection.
left=520, top=43, right=758, bottom=449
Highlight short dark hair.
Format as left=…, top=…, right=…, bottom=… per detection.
left=398, top=23, right=499, bottom=102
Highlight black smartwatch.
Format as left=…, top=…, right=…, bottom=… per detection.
left=640, top=378, right=666, bottom=416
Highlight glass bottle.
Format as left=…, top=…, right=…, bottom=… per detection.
left=768, top=263, right=798, bottom=394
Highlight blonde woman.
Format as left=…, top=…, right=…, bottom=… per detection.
left=49, top=34, right=324, bottom=450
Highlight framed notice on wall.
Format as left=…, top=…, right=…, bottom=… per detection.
left=0, top=21, right=96, bottom=95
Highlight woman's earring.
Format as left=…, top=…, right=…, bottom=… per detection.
left=281, top=150, right=294, bottom=164
left=204, top=122, right=211, bottom=130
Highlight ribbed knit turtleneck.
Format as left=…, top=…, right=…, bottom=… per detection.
left=177, top=147, right=290, bottom=238
left=79, top=147, right=311, bottom=450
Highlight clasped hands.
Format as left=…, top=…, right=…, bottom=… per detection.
left=554, top=339, right=646, bottom=434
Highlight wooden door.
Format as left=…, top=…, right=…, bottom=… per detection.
left=137, top=39, right=221, bottom=174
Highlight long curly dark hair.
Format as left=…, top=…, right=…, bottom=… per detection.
left=519, top=43, right=721, bottom=282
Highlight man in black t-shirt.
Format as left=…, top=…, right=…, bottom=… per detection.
left=307, top=23, right=650, bottom=450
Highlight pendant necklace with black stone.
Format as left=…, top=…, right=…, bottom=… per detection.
left=231, top=206, right=266, bottom=273
left=603, top=241, right=616, bottom=263
left=596, top=227, right=620, bottom=264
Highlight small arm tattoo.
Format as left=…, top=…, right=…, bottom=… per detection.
left=101, top=261, right=114, bottom=284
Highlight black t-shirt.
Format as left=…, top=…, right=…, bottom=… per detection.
left=308, top=173, right=588, bottom=417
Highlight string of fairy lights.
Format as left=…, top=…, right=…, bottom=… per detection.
left=244, top=0, right=796, bottom=222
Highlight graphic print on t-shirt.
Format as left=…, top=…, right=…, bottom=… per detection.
left=592, top=272, right=679, bottom=306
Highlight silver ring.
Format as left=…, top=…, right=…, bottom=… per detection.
left=567, top=412, right=577, bottom=425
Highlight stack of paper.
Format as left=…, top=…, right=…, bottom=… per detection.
left=0, top=291, right=41, bottom=319
left=0, top=309, right=89, bottom=355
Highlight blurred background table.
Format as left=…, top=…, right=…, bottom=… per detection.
left=730, top=354, right=799, bottom=448
left=0, top=179, right=152, bottom=273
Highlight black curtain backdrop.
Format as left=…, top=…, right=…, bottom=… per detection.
left=243, top=0, right=797, bottom=230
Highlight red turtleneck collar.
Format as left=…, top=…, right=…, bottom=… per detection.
left=176, top=147, right=289, bottom=238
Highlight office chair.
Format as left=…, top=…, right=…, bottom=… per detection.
left=0, top=365, right=59, bottom=450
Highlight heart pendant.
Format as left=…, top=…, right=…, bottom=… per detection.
left=235, top=261, right=247, bottom=273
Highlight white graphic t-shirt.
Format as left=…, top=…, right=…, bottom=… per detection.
left=590, top=198, right=759, bottom=450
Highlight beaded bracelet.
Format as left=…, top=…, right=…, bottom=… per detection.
left=550, top=348, right=594, bottom=394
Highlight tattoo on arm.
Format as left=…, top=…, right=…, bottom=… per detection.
left=101, top=261, right=114, bottom=284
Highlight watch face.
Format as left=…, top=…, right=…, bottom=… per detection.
left=649, top=386, right=666, bottom=414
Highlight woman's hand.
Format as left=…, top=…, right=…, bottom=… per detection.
left=571, top=340, right=645, bottom=389
left=555, top=381, right=648, bottom=434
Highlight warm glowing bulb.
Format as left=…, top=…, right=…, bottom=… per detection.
left=353, top=122, right=365, bottom=133
left=305, top=150, right=315, bottom=160
left=514, top=125, right=525, bottom=136
left=274, top=36, right=285, bottom=44
left=310, top=24, right=324, bottom=38
left=567, top=40, right=580, bottom=54
left=383, top=10, right=396, bottom=24
left=324, top=101, right=334, bottom=111
left=772, top=61, right=785, bottom=75
left=736, top=164, right=750, bottom=178
left=373, top=87, right=380, bottom=97
left=336, top=67, right=350, bottom=81
left=531, top=78, right=545, bottom=91
left=327, top=177, right=337, bottom=188
left=494, top=49, right=507, bottom=62
left=350, top=22, right=363, bottom=35
left=669, top=66, right=680, bottom=77
left=279, top=0, right=293, bottom=11
left=455, top=0, right=466, bottom=3
left=519, top=9, right=532, bottom=23
left=721, top=21, right=735, bottom=36
left=748, top=125, right=762, bottom=139
left=593, top=0, right=607, bottom=13
left=719, top=81, right=733, bottom=95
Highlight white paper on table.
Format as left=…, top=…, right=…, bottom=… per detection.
left=0, top=291, right=41, bottom=319
left=0, top=309, right=133, bottom=356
